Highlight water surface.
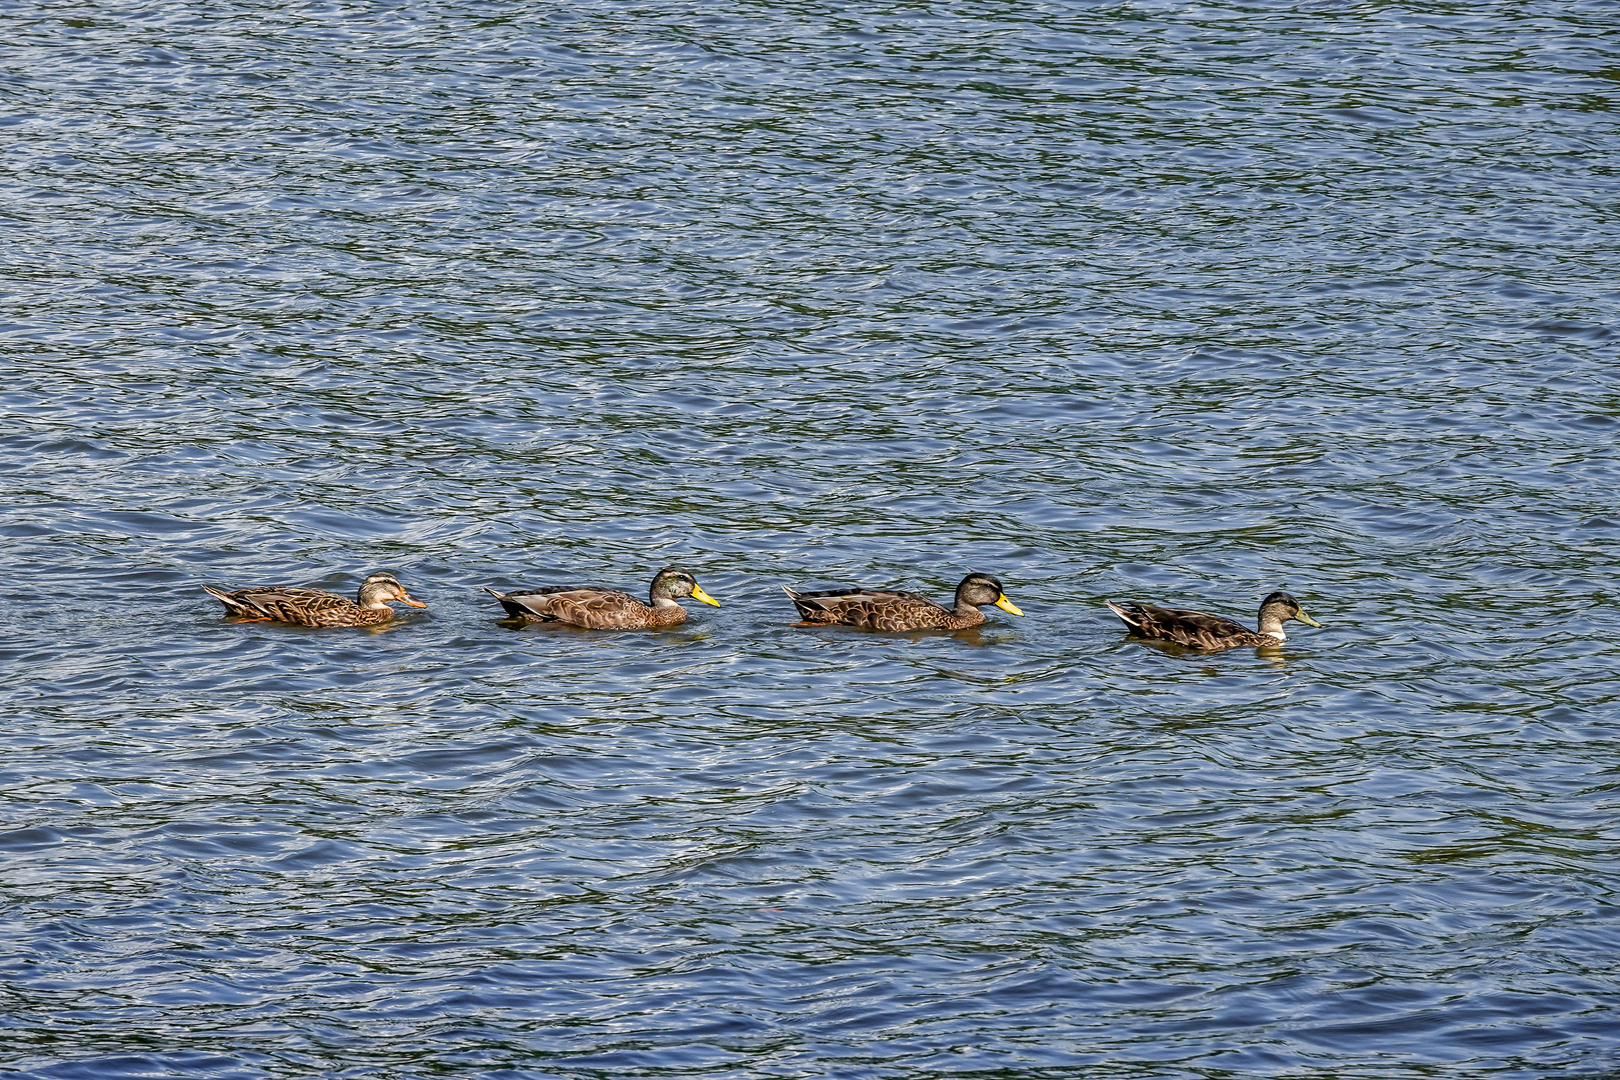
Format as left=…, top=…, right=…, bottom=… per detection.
left=2, top=1, right=1618, bottom=1076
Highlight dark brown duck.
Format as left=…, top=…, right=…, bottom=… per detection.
left=483, top=566, right=719, bottom=629
left=1105, top=590, right=1321, bottom=650
left=783, top=572, right=1024, bottom=631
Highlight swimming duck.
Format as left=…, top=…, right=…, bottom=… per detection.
left=783, top=572, right=1024, bottom=631
left=483, top=566, right=719, bottom=629
left=1105, top=590, right=1321, bottom=650
left=203, top=572, right=427, bottom=627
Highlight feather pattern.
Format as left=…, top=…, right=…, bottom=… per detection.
left=784, top=572, right=1024, bottom=631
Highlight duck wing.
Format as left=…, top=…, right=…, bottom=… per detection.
left=485, top=585, right=650, bottom=629
left=1106, top=600, right=1255, bottom=650
left=204, top=585, right=355, bottom=626
left=784, top=586, right=951, bottom=631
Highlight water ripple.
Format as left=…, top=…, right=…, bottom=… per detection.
left=4, top=0, right=1619, bottom=1077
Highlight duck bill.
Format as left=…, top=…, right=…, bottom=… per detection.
left=690, top=584, right=721, bottom=607
left=400, top=593, right=428, bottom=608
left=1296, top=610, right=1321, bottom=627
left=994, top=594, right=1025, bottom=616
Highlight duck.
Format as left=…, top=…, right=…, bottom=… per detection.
left=483, top=566, right=719, bottom=629
left=203, top=572, right=427, bottom=627
left=1104, top=590, right=1321, bottom=650
left=783, top=572, right=1024, bottom=631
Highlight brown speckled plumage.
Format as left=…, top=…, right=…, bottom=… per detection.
left=484, top=566, right=719, bottom=629
left=1105, top=590, right=1321, bottom=651
left=784, top=572, right=1024, bottom=632
left=203, top=572, right=427, bottom=627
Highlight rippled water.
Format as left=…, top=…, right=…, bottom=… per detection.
left=3, top=1, right=1618, bottom=1076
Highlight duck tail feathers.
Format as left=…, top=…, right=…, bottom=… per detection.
left=202, top=585, right=251, bottom=615
left=1104, top=600, right=1140, bottom=629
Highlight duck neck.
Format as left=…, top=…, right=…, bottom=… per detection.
left=953, top=600, right=988, bottom=624
left=1256, top=612, right=1286, bottom=640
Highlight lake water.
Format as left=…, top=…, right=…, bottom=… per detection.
left=3, top=1, right=1618, bottom=1077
